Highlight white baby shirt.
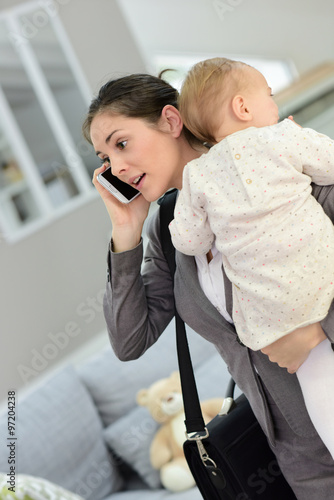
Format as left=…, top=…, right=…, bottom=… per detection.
left=170, top=119, right=334, bottom=350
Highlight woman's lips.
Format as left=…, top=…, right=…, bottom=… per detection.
left=130, top=173, right=145, bottom=189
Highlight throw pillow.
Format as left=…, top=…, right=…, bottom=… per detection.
left=104, top=406, right=161, bottom=489
left=0, top=473, right=84, bottom=500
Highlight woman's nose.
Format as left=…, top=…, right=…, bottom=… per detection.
left=111, top=158, right=128, bottom=177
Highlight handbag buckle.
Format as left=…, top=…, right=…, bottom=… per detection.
left=186, top=428, right=227, bottom=489
left=186, top=428, right=218, bottom=469
left=195, top=437, right=218, bottom=469
left=185, top=427, right=209, bottom=441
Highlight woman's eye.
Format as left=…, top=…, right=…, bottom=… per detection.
left=116, top=140, right=127, bottom=150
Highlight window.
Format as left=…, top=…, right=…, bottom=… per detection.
left=0, top=1, right=95, bottom=243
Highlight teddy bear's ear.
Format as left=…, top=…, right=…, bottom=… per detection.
left=136, top=389, right=149, bottom=406
left=170, top=371, right=180, bottom=382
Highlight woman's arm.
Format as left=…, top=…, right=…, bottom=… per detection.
left=92, top=165, right=176, bottom=360
left=104, top=209, right=176, bottom=361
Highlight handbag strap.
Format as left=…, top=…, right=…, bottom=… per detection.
left=159, top=189, right=206, bottom=434
left=225, top=377, right=236, bottom=399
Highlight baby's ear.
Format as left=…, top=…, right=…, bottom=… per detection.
left=232, top=95, right=253, bottom=122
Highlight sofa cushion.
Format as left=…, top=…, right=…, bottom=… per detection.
left=106, top=485, right=203, bottom=500
left=104, top=406, right=161, bottom=489
left=78, top=322, right=218, bottom=427
left=103, top=350, right=232, bottom=489
left=0, top=366, right=123, bottom=500
left=0, top=473, right=84, bottom=499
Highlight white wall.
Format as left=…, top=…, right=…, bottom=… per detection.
left=117, top=0, right=334, bottom=77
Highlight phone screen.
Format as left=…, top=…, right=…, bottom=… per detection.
left=99, top=168, right=140, bottom=201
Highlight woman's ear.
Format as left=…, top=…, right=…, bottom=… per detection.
left=231, top=95, right=253, bottom=122
left=160, top=105, right=183, bottom=137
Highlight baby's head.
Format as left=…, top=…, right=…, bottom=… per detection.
left=179, top=57, right=279, bottom=144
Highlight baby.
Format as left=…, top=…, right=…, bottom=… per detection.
left=169, top=57, right=334, bottom=457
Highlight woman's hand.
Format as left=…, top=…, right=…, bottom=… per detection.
left=92, top=165, right=150, bottom=252
left=261, top=322, right=327, bottom=374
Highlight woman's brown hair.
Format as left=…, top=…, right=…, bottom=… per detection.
left=82, top=73, right=201, bottom=147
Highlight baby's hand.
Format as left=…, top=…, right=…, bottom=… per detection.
left=261, top=322, right=326, bottom=373
left=288, top=115, right=302, bottom=127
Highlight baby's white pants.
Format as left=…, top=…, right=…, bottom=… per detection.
left=297, top=338, right=334, bottom=459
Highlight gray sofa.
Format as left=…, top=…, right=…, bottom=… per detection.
left=0, top=322, right=237, bottom=499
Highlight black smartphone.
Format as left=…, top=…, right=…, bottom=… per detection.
left=97, top=167, right=140, bottom=204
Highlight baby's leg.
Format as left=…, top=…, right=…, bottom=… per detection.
left=297, top=337, right=334, bottom=459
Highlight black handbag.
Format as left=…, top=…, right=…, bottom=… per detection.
left=158, top=190, right=297, bottom=499
left=183, top=381, right=296, bottom=499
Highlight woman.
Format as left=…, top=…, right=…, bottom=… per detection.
left=83, top=74, right=334, bottom=499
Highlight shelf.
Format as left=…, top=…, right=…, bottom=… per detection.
left=0, top=1, right=93, bottom=243
left=0, top=178, right=27, bottom=200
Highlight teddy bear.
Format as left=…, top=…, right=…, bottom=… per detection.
left=136, top=371, right=224, bottom=492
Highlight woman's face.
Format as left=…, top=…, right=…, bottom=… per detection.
left=90, top=111, right=184, bottom=202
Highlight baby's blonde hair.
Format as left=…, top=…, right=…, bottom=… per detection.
left=179, top=57, right=248, bottom=144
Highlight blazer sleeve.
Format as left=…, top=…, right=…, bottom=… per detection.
left=312, top=183, right=334, bottom=342
left=103, top=209, right=176, bottom=361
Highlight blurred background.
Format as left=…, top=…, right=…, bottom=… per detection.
left=1, top=0, right=334, bottom=403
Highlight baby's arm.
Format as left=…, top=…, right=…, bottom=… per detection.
left=169, top=166, right=214, bottom=256
left=294, top=124, right=334, bottom=184
left=261, top=322, right=327, bottom=374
